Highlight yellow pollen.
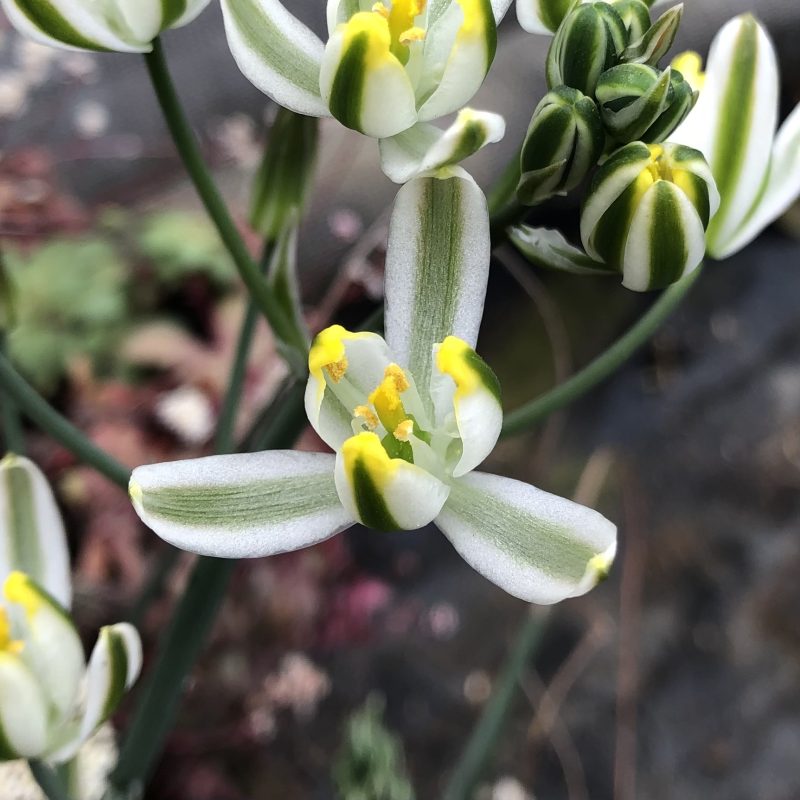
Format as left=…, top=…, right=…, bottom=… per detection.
left=326, top=357, right=348, bottom=383
left=399, top=26, right=426, bottom=44
left=393, top=419, right=414, bottom=442
left=354, top=405, right=379, bottom=430
left=371, top=2, right=390, bottom=18
left=384, top=363, right=410, bottom=393
left=671, top=51, right=705, bottom=91
left=369, top=364, right=410, bottom=433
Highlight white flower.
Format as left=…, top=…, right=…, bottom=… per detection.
left=670, top=14, right=800, bottom=259
left=0, top=0, right=211, bottom=53
left=130, top=170, right=616, bottom=605
left=220, top=0, right=511, bottom=179
left=0, top=456, right=142, bottom=764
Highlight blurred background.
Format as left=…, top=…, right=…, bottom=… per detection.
left=1, top=1, right=799, bottom=798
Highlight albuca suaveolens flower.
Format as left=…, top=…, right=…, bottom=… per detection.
left=0, top=455, right=142, bottom=764
left=581, top=141, right=719, bottom=291
left=670, top=14, right=800, bottom=259
left=0, top=572, right=141, bottom=762
left=129, top=170, right=617, bottom=604
left=0, top=0, right=211, bottom=52
left=220, top=0, right=512, bottom=177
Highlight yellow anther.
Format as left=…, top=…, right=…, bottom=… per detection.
left=326, top=357, right=348, bottom=383
left=393, top=419, right=414, bottom=442
left=372, top=2, right=390, bottom=18
left=384, top=363, right=410, bottom=393
left=0, top=607, right=22, bottom=655
left=399, top=26, right=426, bottom=44
left=354, top=405, right=379, bottom=431
left=671, top=51, right=705, bottom=91
left=4, top=571, right=42, bottom=618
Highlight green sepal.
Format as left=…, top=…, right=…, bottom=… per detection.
left=609, top=0, right=652, bottom=42
left=622, top=4, right=683, bottom=66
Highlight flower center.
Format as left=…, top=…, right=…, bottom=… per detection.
left=371, top=0, right=427, bottom=64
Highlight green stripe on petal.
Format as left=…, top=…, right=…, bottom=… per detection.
left=385, top=172, right=490, bottom=416
left=161, top=0, right=188, bottom=27
left=221, top=0, right=328, bottom=117
left=130, top=451, right=353, bottom=558
left=335, top=433, right=450, bottom=531
left=0, top=454, right=71, bottom=610
left=516, top=0, right=575, bottom=34
left=437, top=471, right=617, bottom=604
left=3, top=0, right=113, bottom=51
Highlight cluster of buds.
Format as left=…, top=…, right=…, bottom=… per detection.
left=517, top=0, right=719, bottom=291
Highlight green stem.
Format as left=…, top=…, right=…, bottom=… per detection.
left=501, top=265, right=702, bottom=438
left=29, top=760, right=73, bottom=800
left=442, top=612, right=549, bottom=800
left=143, top=38, right=308, bottom=370
left=214, top=242, right=275, bottom=454
left=0, top=336, right=24, bottom=454
left=0, top=352, right=130, bottom=488
left=488, top=146, right=524, bottom=242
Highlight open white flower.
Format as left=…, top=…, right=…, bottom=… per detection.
left=0, top=0, right=211, bottom=52
left=220, top=0, right=511, bottom=178
left=0, top=572, right=141, bottom=763
left=130, top=170, right=616, bottom=605
left=670, top=14, right=800, bottom=259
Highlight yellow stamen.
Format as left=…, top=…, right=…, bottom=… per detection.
left=369, top=364, right=410, bottom=433
left=393, top=419, right=414, bottom=442
left=384, top=363, right=410, bottom=393
left=671, top=51, right=705, bottom=91
left=399, top=26, right=426, bottom=45
left=354, top=405, right=379, bottom=431
left=371, top=2, right=390, bottom=18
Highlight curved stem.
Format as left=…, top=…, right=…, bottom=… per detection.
left=501, top=265, right=702, bottom=438
left=29, top=761, right=72, bottom=800
left=442, top=611, right=549, bottom=800
left=0, top=352, right=130, bottom=488
left=0, top=336, right=24, bottom=454
left=143, top=39, right=308, bottom=370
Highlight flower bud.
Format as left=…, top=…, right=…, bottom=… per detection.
left=518, top=86, right=604, bottom=205
left=581, top=141, right=719, bottom=290
left=608, top=0, right=651, bottom=42
left=250, top=109, right=318, bottom=241
left=546, top=2, right=628, bottom=96
left=596, top=64, right=696, bottom=143
left=623, top=4, right=684, bottom=65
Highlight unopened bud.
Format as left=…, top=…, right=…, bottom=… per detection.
left=596, top=64, right=696, bottom=143
left=623, top=4, right=684, bottom=65
left=518, top=86, right=605, bottom=204
left=546, top=2, right=628, bottom=96
left=581, top=141, right=719, bottom=290
left=609, top=0, right=651, bottom=42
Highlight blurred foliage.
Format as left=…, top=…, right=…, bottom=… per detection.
left=135, top=210, right=235, bottom=287
left=4, top=239, right=128, bottom=393
left=333, top=696, right=414, bottom=800
left=2, top=209, right=238, bottom=393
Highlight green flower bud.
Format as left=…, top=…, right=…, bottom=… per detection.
left=596, top=64, right=696, bottom=143
left=581, top=141, right=720, bottom=291
left=546, top=2, right=628, bottom=96
left=250, top=109, right=319, bottom=241
left=518, top=86, right=605, bottom=205
left=623, top=4, right=684, bottom=65
left=609, top=0, right=652, bottom=42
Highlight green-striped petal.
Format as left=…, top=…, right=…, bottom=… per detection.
left=221, top=0, right=329, bottom=118
left=384, top=171, right=490, bottom=417
left=436, top=471, right=617, bottom=604
left=516, top=0, right=576, bottom=34
left=379, top=109, right=505, bottom=184
left=320, top=11, right=418, bottom=138
left=722, top=103, right=800, bottom=258
left=509, top=225, right=613, bottom=275
left=48, top=622, right=142, bottom=763
left=0, top=454, right=71, bottom=610
left=671, top=15, right=778, bottom=258
left=0, top=654, right=48, bottom=760
left=130, top=451, right=353, bottom=557
left=334, top=432, right=450, bottom=530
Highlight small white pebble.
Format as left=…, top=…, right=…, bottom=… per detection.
left=155, top=385, right=216, bottom=446
left=73, top=99, right=110, bottom=139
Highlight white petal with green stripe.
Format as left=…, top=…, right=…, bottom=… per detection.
left=130, top=451, right=353, bottom=558
left=671, top=15, right=778, bottom=258
left=379, top=109, right=505, bottom=184
left=431, top=337, right=502, bottom=477
left=334, top=432, right=450, bottom=530
left=320, top=11, right=418, bottom=138
left=416, top=0, right=497, bottom=122
left=221, top=0, right=329, bottom=118
left=718, top=102, right=800, bottom=258
left=384, top=171, right=490, bottom=414
left=0, top=654, right=48, bottom=759
left=0, top=454, right=71, bottom=610
left=436, top=471, right=617, bottom=604
left=516, top=0, right=575, bottom=34
left=509, top=225, right=614, bottom=276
